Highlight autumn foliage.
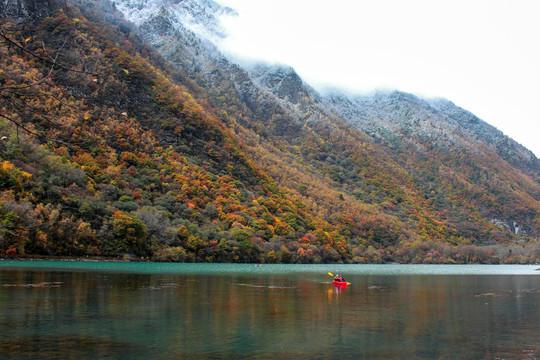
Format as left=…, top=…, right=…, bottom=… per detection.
left=0, top=1, right=538, bottom=263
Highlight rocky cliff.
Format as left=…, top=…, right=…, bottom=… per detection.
left=0, top=0, right=60, bottom=21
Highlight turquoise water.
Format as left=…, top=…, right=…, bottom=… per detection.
left=1, top=261, right=539, bottom=359
left=1, top=260, right=538, bottom=275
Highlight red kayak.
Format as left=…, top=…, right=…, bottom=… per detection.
left=332, top=280, right=348, bottom=287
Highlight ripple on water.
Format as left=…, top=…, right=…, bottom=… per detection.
left=0, top=335, right=146, bottom=359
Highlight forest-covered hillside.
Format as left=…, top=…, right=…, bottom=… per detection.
left=0, top=0, right=539, bottom=263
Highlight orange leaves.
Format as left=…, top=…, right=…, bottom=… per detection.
left=120, top=151, right=139, bottom=166
left=5, top=246, right=17, bottom=257
left=74, top=152, right=97, bottom=167
left=300, top=236, right=311, bottom=244
left=221, top=213, right=247, bottom=227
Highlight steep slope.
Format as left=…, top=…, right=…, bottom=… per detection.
left=1, top=0, right=539, bottom=264
left=323, top=91, right=540, bottom=237
left=109, top=0, right=540, bottom=262
left=0, top=0, right=349, bottom=263
left=110, top=0, right=538, bottom=256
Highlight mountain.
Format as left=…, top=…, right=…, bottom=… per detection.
left=109, top=0, right=540, bottom=246
left=0, top=0, right=326, bottom=263
left=323, top=91, right=540, bottom=236
left=1, top=0, right=539, bottom=264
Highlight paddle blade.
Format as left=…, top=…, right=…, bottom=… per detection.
left=328, top=272, right=334, bottom=277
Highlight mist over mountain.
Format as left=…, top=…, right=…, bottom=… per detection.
left=109, top=0, right=540, bottom=238
left=0, top=0, right=538, bottom=263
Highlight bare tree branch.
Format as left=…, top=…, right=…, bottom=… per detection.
left=0, top=113, right=47, bottom=142
left=0, top=29, right=98, bottom=76
left=1, top=95, right=62, bottom=127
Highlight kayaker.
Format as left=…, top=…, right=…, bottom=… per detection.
left=334, top=274, right=345, bottom=282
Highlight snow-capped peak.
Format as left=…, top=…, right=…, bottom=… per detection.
left=114, top=0, right=237, bottom=42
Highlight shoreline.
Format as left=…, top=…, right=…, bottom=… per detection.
left=1, top=256, right=539, bottom=266
left=0, top=255, right=148, bottom=263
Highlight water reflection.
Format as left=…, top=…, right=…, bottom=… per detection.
left=0, top=267, right=539, bottom=359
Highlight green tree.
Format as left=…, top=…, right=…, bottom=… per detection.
left=112, top=211, right=148, bottom=256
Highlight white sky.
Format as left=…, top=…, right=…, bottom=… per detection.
left=214, top=0, right=540, bottom=157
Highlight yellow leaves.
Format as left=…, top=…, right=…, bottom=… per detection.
left=104, top=165, right=122, bottom=179
left=49, top=208, right=60, bottom=223
left=86, top=180, right=96, bottom=194
left=36, top=231, right=48, bottom=245
left=1, top=161, right=15, bottom=172
left=21, top=171, right=32, bottom=179
left=0, top=161, right=32, bottom=181
left=25, top=37, right=31, bottom=43
left=175, top=174, right=189, bottom=184
left=76, top=222, right=94, bottom=241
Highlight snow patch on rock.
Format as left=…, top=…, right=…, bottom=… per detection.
left=114, top=0, right=236, bottom=43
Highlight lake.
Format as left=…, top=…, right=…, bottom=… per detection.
left=0, top=261, right=539, bottom=359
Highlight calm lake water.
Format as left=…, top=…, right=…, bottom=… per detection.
left=0, top=261, right=539, bottom=359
